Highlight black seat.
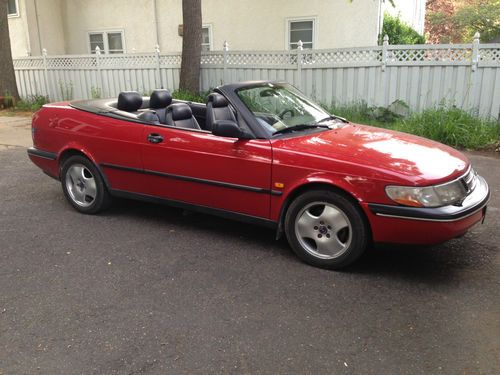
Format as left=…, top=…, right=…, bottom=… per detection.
left=206, top=93, right=236, bottom=131
left=165, top=103, right=201, bottom=130
left=149, top=89, right=172, bottom=124
left=117, top=91, right=142, bottom=112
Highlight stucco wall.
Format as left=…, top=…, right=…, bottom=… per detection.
left=10, top=0, right=381, bottom=57
left=7, top=0, right=30, bottom=57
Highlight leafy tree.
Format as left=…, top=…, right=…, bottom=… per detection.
left=453, top=0, right=500, bottom=42
left=426, top=0, right=500, bottom=43
left=379, top=13, right=426, bottom=45
left=0, top=0, right=20, bottom=101
left=179, top=0, right=202, bottom=93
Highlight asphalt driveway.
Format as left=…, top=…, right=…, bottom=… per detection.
left=0, top=116, right=499, bottom=374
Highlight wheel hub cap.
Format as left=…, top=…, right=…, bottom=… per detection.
left=294, top=202, right=353, bottom=260
left=65, top=164, right=97, bottom=208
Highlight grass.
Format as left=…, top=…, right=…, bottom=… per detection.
left=329, top=102, right=500, bottom=150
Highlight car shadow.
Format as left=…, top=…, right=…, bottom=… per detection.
left=105, top=198, right=494, bottom=283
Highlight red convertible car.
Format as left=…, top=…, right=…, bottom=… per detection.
left=28, top=81, right=489, bottom=269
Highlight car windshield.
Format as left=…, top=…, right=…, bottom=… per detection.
left=236, top=83, right=343, bottom=136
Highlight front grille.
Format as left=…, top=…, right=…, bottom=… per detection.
left=461, top=168, right=477, bottom=193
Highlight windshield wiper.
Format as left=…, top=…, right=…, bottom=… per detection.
left=316, top=115, right=348, bottom=124
left=273, top=124, right=331, bottom=136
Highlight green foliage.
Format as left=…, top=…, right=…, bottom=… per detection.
left=171, top=89, right=210, bottom=103
left=453, top=0, right=500, bottom=43
left=15, top=95, right=50, bottom=111
left=90, top=86, right=102, bottom=99
left=328, top=102, right=500, bottom=150
left=379, top=13, right=426, bottom=45
left=59, top=81, right=74, bottom=101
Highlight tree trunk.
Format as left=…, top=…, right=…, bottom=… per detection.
left=179, top=0, right=202, bottom=93
left=0, top=0, right=20, bottom=102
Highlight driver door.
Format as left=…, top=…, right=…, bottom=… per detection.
left=139, top=125, right=273, bottom=219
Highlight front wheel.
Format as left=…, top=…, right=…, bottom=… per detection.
left=61, top=155, right=112, bottom=214
left=284, top=190, right=370, bottom=269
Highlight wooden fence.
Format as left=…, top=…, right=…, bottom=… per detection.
left=12, top=35, right=500, bottom=119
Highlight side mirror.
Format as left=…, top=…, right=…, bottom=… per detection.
left=212, top=120, right=252, bottom=139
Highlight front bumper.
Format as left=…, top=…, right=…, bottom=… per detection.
left=365, top=175, right=490, bottom=245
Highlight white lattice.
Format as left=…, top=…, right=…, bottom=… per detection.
left=388, top=47, right=472, bottom=62
left=47, top=56, right=97, bottom=69
left=159, top=54, right=182, bottom=65
left=13, top=58, right=44, bottom=69
left=226, top=52, right=296, bottom=65
left=99, top=54, right=157, bottom=68
left=200, top=53, right=224, bottom=65
left=480, top=48, right=500, bottom=62
left=311, top=49, right=381, bottom=64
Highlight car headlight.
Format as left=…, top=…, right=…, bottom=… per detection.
left=385, top=179, right=468, bottom=208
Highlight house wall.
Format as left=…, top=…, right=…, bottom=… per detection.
left=9, top=0, right=381, bottom=57
left=7, top=0, right=30, bottom=57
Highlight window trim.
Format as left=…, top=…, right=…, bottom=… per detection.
left=7, top=0, right=19, bottom=18
left=285, top=16, right=318, bottom=50
left=87, top=29, right=126, bottom=54
left=202, top=24, right=213, bottom=51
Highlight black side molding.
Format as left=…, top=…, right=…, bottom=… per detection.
left=101, top=163, right=282, bottom=196
left=110, top=188, right=278, bottom=229
left=27, top=147, right=57, bottom=160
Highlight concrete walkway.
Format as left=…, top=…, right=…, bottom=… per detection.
left=0, top=115, right=32, bottom=149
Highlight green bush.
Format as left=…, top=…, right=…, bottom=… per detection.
left=171, top=89, right=210, bottom=103
left=393, top=108, right=500, bottom=150
left=329, top=102, right=500, bottom=150
left=379, top=13, right=426, bottom=45
left=15, top=95, right=50, bottom=111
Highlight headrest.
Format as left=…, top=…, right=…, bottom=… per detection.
left=208, top=93, right=229, bottom=108
left=137, top=110, right=160, bottom=124
left=168, top=103, right=192, bottom=121
left=150, top=89, right=172, bottom=109
left=117, top=91, right=142, bottom=112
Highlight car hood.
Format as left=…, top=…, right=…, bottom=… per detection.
left=273, top=123, right=469, bottom=185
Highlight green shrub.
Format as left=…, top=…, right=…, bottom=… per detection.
left=379, top=13, right=426, bottom=45
left=328, top=102, right=500, bottom=150
left=15, top=95, right=50, bottom=111
left=171, top=89, right=210, bottom=103
left=393, top=108, right=500, bottom=150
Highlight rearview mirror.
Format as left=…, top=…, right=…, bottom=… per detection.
left=212, top=120, right=252, bottom=139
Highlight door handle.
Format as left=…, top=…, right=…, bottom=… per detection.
left=147, top=133, right=164, bottom=144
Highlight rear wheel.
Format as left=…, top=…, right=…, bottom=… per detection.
left=61, top=155, right=111, bottom=214
left=285, top=189, right=369, bottom=269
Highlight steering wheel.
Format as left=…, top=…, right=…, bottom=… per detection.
left=278, top=109, right=294, bottom=119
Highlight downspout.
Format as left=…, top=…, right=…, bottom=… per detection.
left=377, top=0, right=384, bottom=41
left=153, top=0, right=160, bottom=48
left=33, top=0, right=42, bottom=55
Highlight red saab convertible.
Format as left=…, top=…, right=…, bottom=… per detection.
left=28, top=81, right=490, bottom=269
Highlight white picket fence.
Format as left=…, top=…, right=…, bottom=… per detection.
left=12, top=35, right=500, bottom=119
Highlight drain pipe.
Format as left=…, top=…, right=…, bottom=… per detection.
left=153, top=0, right=160, bottom=49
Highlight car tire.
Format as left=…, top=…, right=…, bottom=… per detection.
left=284, top=189, right=369, bottom=269
left=61, top=155, right=112, bottom=214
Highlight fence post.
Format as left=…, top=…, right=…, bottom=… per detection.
left=155, top=44, right=162, bottom=88
left=296, top=40, right=303, bottom=90
left=471, top=32, right=480, bottom=72
left=381, top=34, right=389, bottom=72
left=95, top=46, right=104, bottom=97
left=42, top=48, right=50, bottom=98
left=223, top=40, right=229, bottom=84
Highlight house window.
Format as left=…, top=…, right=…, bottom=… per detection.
left=7, top=0, right=19, bottom=17
left=288, top=19, right=315, bottom=49
left=202, top=26, right=212, bottom=51
left=89, top=31, right=124, bottom=54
